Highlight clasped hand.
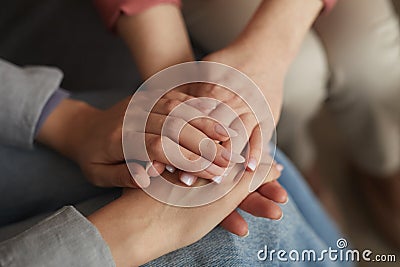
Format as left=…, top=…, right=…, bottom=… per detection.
left=67, top=82, right=287, bottom=236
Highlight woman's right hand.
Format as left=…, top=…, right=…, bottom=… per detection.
left=126, top=89, right=245, bottom=180
left=88, top=156, right=281, bottom=267
left=37, top=90, right=243, bottom=189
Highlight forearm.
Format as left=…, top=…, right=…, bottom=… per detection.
left=116, top=4, right=194, bottom=79
left=233, top=0, right=323, bottom=73
left=210, top=0, right=323, bottom=121
left=88, top=191, right=180, bottom=266
left=35, top=98, right=100, bottom=161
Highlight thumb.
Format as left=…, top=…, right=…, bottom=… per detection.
left=91, top=162, right=150, bottom=188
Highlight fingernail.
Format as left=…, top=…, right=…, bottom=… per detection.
left=212, top=176, right=223, bottom=184
left=146, top=162, right=159, bottom=177
left=166, top=165, right=176, bottom=173
left=145, top=162, right=152, bottom=172
left=241, top=230, right=249, bottom=238
left=215, top=124, right=238, bottom=138
left=276, top=164, right=284, bottom=172
left=180, top=173, right=196, bottom=186
left=282, top=197, right=289, bottom=205
left=277, top=212, right=284, bottom=221
left=132, top=174, right=150, bottom=188
left=247, top=158, right=257, bottom=172
left=221, top=149, right=245, bottom=163
left=227, top=127, right=239, bottom=137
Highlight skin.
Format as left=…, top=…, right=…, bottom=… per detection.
left=36, top=0, right=323, bottom=266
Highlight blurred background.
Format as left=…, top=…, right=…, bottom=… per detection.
left=300, top=1, right=400, bottom=266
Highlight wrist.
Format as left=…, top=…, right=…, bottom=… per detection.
left=88, top=190, right=181, bottom=266
left=228, top=0, right=323, bottom=73
left=116, top=4, right=194, bottom=79
left=36, top=98, right=100, bottom=161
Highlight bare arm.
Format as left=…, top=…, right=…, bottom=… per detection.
left=116, top=4, right=194, bottom=79
left=206, top=0, right=324, bottom=121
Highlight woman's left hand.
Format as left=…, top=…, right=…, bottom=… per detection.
left=157, top=65, right=287, bottom=236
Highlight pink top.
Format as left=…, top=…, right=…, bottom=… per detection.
left=93, top=0, right=337, bottom=30
left=93, top=0, right=181, bottom=29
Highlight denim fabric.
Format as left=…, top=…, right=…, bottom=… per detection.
left=142, top=150, right=352, bottom=267
left=0, top=87, right=352, bottom=266
left=0, top=137, right=352, bottom=266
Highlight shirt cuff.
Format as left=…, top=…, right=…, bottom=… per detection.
left=93, top=0, right=181, bottom=30
left=0, top=206, right=115, bottom=267
left=34, top=88, right=70, bottom=137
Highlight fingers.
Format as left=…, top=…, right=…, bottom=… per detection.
left=257, top=180, right=288, bottom=204
left=146, top=113, right=244, bottom=168
left=219, top=112, right=257, bottom=163
left=146, top=161, right=166, bottom=177
left=239, top=192, right=283, bottom=220
left=246, top=125, right=262, bottom=172
left=220, top=210, right=249, bottom=237
left=144, top=134, right=225, bottom=178
left=161, top=89, right=219, bottom=113
left=151, top=98, right=237, bottom=142
left=88, top=162, right=150, bottom=188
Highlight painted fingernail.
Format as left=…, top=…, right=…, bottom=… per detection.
left=227, top=127, right=239, bottom=137
left=166, top=165, right=176, bottom=173
left=221, top=149, right=245, bottom=163
left=215, top=124, right=238, bottom=138
left=145, top=162, right=152, bottom=172
left=276, top=163, right=284, bottom=172
left=212, top=176, right=223, bottom=184
left=180, top=173, right=197, bottom=186
left=247, top=158, right=257, bottom=172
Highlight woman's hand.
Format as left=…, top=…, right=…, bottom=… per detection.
left=37, top=91, right=244, bottom=188
left=88, top=156, right=282, bottom=267
left=36, top=98, right=149, bottom=188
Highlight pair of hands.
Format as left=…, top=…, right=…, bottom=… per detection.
left=90, top=157, right=284, bottom=266
left=66, top=55, right=287, bottom=237
left=35, top=45, right=287, bottom=239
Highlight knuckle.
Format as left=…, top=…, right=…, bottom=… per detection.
left=165, top=99, right=181, bottom=113
left=163, top=117, right=186, bottom=138
left=147, top=136, right=163, bottom=153
left=148, top=114, right=164, bottom=130
left=186, top=152, right=200, bottom=162
left=181, top=93, right=194, bottom=102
